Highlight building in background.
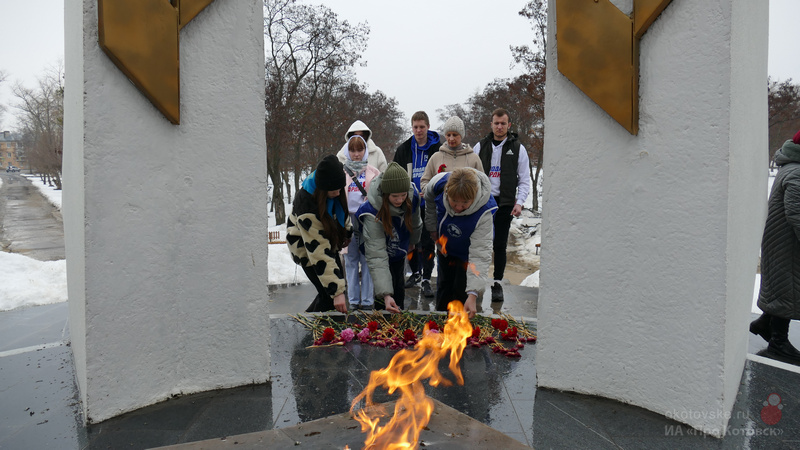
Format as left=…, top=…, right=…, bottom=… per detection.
left=0, top=131, right=25, bottom=170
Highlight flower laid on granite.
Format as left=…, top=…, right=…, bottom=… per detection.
left=501, top=326, right=519, bottom=342
left=322, top=327, right=336, bottom=342
left=367, top=321, right=379, bottom=332
left=491, top=318, right=509, bottom=331
left=340, top=328, right=355, bottom=343
left=291, top=310, right=536, bottom=359
left=357, top=327, right=371, bottom=342
left=471, top=326, right=481, bottom=338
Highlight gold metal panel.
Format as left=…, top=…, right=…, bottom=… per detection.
left=98, top=0, right=180, bottom=124
left=555, top=0, right=673, bottom=135
left=557, top=0, right=635, bottom=133
left=97, top=0, right=217, bottom=125
left=634, top=0, right=672, bottom=38
left=178, top=0, right=216, bottom=30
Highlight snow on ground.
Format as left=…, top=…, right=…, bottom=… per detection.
left=0, top=251, right=68, bottom=310
left=0, top=169, right=767, bottom=313
left=22, top=174, right=62, bottom=209
left=521, top=271, right=539, bottom=288
left=268, top=223, right=307, bottom=285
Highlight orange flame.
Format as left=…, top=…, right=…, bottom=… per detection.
left=466, top=262, right=480, bottom=276
left=350, top=301, right=473, bottom=449
left=436, top=235, right=448, bottom=256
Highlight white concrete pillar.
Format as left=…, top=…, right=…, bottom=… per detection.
left=64, top=0, right=269, bottom=423
left=539, top=0, right=767, bottom=436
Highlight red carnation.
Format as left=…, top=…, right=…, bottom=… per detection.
left=322, top=327, right=336, bottom=342
left=491, top=319, right=509, bottom=331
left=403, top=329, right=417, bottom=341
left=502, top=326, right=518, bottom=340
left=427, top=321, right=439, bottom=331
left=471, top=326, right=481, bottom=338
left=367, top=321, right=379, bottom=333
left=437, top=164, right=447, bottom=173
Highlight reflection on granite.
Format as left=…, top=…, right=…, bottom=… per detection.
left=3, top=300, right=800, bottom=449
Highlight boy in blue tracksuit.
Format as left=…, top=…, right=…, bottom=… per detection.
left=393, top=111, right=441, bottom=296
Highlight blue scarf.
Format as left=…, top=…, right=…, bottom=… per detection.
left=302, top=171, right=347, bottom=227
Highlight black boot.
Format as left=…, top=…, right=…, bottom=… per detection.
left=750, top=313, right=772, bottom=342
left=491, top=282, right=504, bottom=303
left=765, top=317, right=800, bottom=366
left=421, top=280, right=434, bottom=298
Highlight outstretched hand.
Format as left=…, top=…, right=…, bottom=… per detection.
left=333, top=293, right=348, bottom=313
left=464, top=294, right=477, bottom=319
left=383, top=295, right=401, bottom=314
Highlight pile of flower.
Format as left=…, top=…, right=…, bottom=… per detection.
left=291, top=311, right=536, bottom=359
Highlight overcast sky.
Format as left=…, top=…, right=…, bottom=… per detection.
left=1, top=0, right=798, bottom=131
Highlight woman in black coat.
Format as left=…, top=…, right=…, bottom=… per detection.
left=751, top=130, right=800, bottom=366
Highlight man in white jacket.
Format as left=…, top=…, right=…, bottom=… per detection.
left=336, top=120, right=388, bottom=172
left=474, top=108, right=531, bottom=303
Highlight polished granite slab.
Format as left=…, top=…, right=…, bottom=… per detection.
left=3, top=299, right=800, bottom=449
left=158, top=399, right=531, bottom=450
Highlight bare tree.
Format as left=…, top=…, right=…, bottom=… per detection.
left=511, top=0, right=547, bottom=75
left=12, top=64, right=64, bottom=188
left=512, top=0, right=547, bottom=212
left=264, top=0, right=369, bottom=224
left=0, top=70, right=8, bottom=127
left=768, top=77, right=800, bottom=162
left=437, top=1, right=548, bottom=212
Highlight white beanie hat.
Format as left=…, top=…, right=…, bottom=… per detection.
left=442, top=116, right=465, bottom=138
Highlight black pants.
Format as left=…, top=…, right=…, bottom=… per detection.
left=435, top=252, right=468, bottom=311
left=389, top=258, right=406, bottom=310
left=493, top=202, right=514, bottom=281
left=303, top=257, right=344, bottom=313
left=409, top=207, right=435, bottom=280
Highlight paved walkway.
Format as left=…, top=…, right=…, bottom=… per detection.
left=0, top=172, right=64, bottom=261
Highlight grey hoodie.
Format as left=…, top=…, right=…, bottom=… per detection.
left=424, top=168, right=494, bottom=295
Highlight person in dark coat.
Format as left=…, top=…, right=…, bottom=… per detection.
left=751, top=129, right=800, bottom=365
left=286, top=155, right=352, bottom=313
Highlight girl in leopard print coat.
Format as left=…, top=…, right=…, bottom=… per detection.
left=286, top=155, right=353, bottom=313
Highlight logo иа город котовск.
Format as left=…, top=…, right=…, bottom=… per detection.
left=97, top=0, right=217, bottom=125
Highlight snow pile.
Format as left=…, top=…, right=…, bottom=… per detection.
left=0, top=168, right=768, bottom=313
left=509, top=213, right=541, bottom=268
left=268, top=223, right=306, bottom=285
left=0, top=252, right=67, bottom=310
left=521, top=271, right=539, bottom=288
left=23, top=174, right=62, bottom=209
